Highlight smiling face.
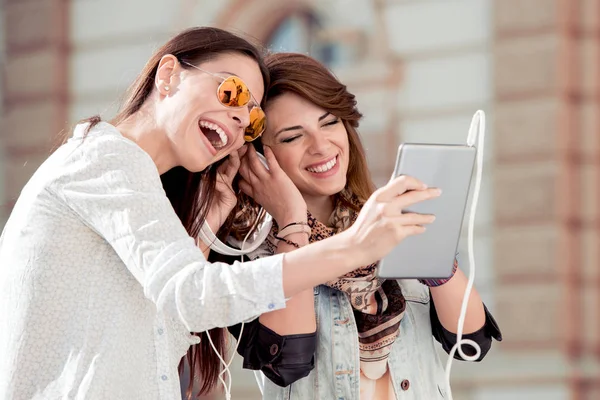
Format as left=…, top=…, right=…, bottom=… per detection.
left=154, top=52, right=265, bottom=172
left=262, top=92, right=350, bottom=202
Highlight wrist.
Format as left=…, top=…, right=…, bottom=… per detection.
left=275, top=213, right=308, bottom=228
left=329, top=230, right=365, bottom=268
left=275, top=231, right=310, bottom=250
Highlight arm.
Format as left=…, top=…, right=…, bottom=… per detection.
left=233, top=144, right=440, bottom=309
left=228, top=318, right=316, bottom=387
left=430, top=299, right=502, bottom=361
left=429, top=265, right=486, bottom=334
left=235, top=146, right=316, bottom=336
left=259, top=225, right=315, bottom=335
left=240, top=223, right=318, bottom=386
left=50, top=134, right=375, bottom=334
left=216, top=223, right=317, bottom=387
left=208, top=250, right=316, bottom=387
left=50, top=135, right=287, bottom=332
left=427, top=260, right=502, bottom=361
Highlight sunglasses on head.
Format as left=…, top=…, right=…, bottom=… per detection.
left=181, top=60, right=266, bottom=142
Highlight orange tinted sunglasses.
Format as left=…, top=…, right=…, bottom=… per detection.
left=181, top=61, right=266, bottom=142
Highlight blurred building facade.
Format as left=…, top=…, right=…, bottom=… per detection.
left=1, top=0, right=599, bottom=399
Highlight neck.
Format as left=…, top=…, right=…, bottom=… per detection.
left=305, top=194, right=336, bottom=224
left=115, top=107, right=176, bottom=175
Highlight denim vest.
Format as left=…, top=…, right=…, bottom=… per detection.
left=261, top=279, right=449, bottom=400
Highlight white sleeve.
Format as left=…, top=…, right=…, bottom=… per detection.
left=48, top=134, right=286, bottom=332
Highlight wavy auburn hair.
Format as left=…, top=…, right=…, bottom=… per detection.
left=223, top=52, right=375, bottom=243
left=263, top=52, right=375, bottom=206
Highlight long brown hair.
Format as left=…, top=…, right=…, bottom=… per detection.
left=264, top=52, right=375, bottom=206
left=79, top=27, right=269, bottom=398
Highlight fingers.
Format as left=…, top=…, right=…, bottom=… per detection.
left=238, top=145, right=249, bottom=158
left=376, top=175, right=428, bottom=202
left=386, top=213, right=434, bottom=241
left=246, top=145, right=270, bottom=179
left=238, top=156, right=259, bottom=184
left=399, top=224, right=427, bottom=237
left=391, top=187, right=442, bottom=211
left=238, top=146, right=273, bottom=199
left=217, top=153, right=240, bottom=184
left=263, top=146, right=282, bottom=173
left=397, top=212, right=436, bottom=227
left=238, top=178, right=253, bottom=198
left=227, top=150, right=241, bottom=176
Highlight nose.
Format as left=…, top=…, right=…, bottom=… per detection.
left=307, top=131, right=332, bottom=155
left=227, top=106, right=251, bottom=134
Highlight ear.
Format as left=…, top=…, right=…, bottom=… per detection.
left=155, top=54, right=179, bottom=96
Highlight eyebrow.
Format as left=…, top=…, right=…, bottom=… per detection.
left=274, top=112, right=331, bottom=139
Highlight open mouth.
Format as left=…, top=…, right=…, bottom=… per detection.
left=199, top=120, right=228, bottom=149
left=306, top=155, right=338, bottom=173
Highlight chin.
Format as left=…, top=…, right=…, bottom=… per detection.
left=181, top=159, right=209, bottom=173
left=322, top=180, right=347, bottom=196
left=300, top=171, right=347, bottom=196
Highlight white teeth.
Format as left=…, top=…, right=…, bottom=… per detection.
left=199, top=120, right=228, bottom=147
left=307, top=156, right=337, bottom=173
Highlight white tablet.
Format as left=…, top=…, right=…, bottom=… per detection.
left=377, top=143, right=476, bottom=280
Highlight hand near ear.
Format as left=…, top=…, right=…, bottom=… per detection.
left=238, top=145, right=307, bottom=227
left=204, top=146, right=247, bottom=233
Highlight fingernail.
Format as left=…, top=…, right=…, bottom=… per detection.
left=434, top=188, right=442, bottom=196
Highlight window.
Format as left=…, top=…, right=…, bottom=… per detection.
left=266, top=13, right=342, bottom=67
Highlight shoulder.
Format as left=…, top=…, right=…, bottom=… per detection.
left=69, top=122, right=156, bottom=169
left=49, top=122, right=160, bottom=190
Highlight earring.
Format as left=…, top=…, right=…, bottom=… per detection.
left=164, top=85, right=170, bottom=91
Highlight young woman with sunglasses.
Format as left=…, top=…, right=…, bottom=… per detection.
left=224, top=53, right=502, bottom=399
left=0, top=28, right=442, bottom=400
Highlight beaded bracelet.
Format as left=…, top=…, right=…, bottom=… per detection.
left=277, top=222, right=311, bottom=239
left=272, top=221, right=310, bottom=249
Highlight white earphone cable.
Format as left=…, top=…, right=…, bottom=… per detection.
left=206, top=210, right=264, bottom=400
left=444, top=110, right=486, bottom=400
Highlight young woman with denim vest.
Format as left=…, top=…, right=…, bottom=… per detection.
left=225, top=53, right=502, bottom=399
